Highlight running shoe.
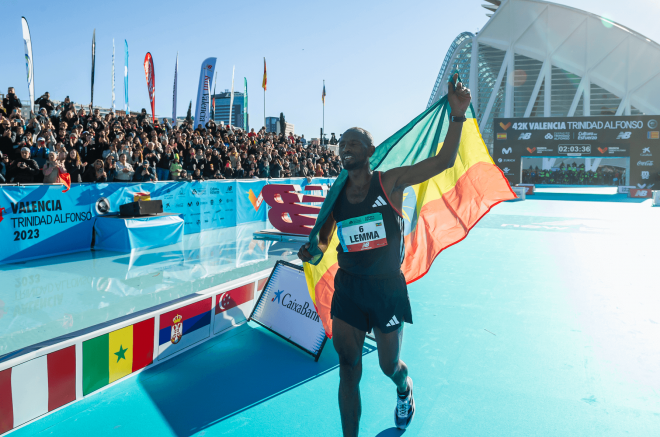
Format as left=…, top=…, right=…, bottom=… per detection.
left=395, top=376, right=415, bottom=429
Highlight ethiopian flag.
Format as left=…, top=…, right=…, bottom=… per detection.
left=304, top=74, right=516, bottom=338
left=82, top=319, right=154, bottom=395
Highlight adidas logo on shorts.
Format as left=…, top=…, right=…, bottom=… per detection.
left=386, top=315, right=400, bottom=327
left=372, top=196, right=386, bottom=208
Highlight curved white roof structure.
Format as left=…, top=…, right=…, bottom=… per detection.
left=428, top=0, right=660, bottom=149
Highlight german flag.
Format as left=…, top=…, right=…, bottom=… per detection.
left=304, top=74, right=516, bottom=338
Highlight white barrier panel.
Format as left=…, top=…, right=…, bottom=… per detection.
left=0, top=269, right=272, bottom=436
left=510, top=186, right=526, bottom=201
left=617, top=186, right=636, bottom=194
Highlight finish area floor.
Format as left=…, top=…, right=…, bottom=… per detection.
left=10, top=190, right=660, bottom=436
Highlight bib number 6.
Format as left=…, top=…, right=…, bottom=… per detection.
left=359, top=226, right=364, bottom=232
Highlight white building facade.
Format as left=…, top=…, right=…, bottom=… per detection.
left=428, top=0, right=660, bottom=153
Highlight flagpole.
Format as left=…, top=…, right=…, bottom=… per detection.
left=322, top=80, right=325, bottom=147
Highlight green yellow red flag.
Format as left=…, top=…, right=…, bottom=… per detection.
left=82, top=319, right=154, bottom=395
left=303, top=74, right=516, bottom=338
left=262, top=58, right=267, bottom=91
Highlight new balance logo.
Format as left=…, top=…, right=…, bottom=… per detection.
left=372, top=196, right=386, bottom=208
left=386, top=315, right=400, bottom=327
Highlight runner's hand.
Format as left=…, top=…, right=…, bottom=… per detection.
left=298, top=243, right=312, bottom=262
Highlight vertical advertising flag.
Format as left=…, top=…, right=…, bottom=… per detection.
left=322, top=81, right=326, bottom=105
left=20, top=17, right=35, bottom=114
left=262, top=58, right=267, bottom=90
left=194, top=57, right=216, bottom=129
left=229, top=66, right=235, bottom=127
left=243, top=77, right=248, bottom=131
left=112, top=39, right=115, bottom=111
left=211, top=71, right=217, bottom=119
left=172, top=52, right=178, bottom=124
left=143, top=52, right=156, bottom=122
left=91, top=30, right=96, bottom=107
left=124, top=40, right=129, bottom=112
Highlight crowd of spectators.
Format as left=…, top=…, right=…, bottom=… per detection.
left=0, top=86, right=343, bottom=185
left=522, top=163, right=625, bottom=185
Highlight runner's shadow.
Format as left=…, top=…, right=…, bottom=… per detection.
left=138, top=324, right=377, bottom=437
left=375, top=427, right=406, bottom=436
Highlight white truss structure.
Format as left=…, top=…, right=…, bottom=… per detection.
left=428, top=0, right=660, bottom=150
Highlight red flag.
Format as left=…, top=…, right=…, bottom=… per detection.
left=144, top=52, right=156, bottom=122
left=58, top=169, right=71, bottom=193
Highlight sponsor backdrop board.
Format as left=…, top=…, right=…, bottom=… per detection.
left=249, top=261, right=327, bottom=361
left=493, top=116, right=660, bottom=188
left=213, top=283, right=255, bottom=334
left=0, top=185, right=95, bottom=264
left=0, top=178, right=334, bottom=265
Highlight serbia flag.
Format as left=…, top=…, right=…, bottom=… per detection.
left=158, top=298, right=212, bottom=360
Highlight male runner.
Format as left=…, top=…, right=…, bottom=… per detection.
left=298, top=74, right=471, bottom=436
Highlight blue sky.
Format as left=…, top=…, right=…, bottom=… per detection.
left=1, top=0, right=658, bottom=143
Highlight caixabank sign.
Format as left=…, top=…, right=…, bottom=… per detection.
left=493, top=115, right=660, bottom=188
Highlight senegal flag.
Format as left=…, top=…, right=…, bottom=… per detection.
left=82, top=319, right=154, bottom=395
left=304, top=74, right=516, bottom=338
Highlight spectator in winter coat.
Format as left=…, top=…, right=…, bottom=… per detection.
left=10, top=147, right=40, bottom=183
left=42, top=151, right=63, bottom=184
left=135, top=160, right=157, bottom=182
left=2, top=87, right=22, bottom=115
left=65, top=149, right=86, bottom=183
left=31, top=138, right=50, bottom=168
left=83, top=159, right=108, bottom=183
left=169, top=158, right=183, bottom=180
left=0, top=152, right=8, bottom=183
left=115, top=154, right=135, bottom=182
left=104, top=155, right=117, bottom=182
left=35, top=92, right=55, bottom=114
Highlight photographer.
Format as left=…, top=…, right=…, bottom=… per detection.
left=42, top=151, right=64, bottom=184
left=10, top=147, right=40, bottom=182
left=31, top=137, right=50, bottom=167
left=35, top=92, right=55, bottom=114
left=134, top=160, right=157, bottom=182
left=3, top=87, right=22, bottom=115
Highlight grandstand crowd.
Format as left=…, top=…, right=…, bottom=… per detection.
left=522, top=164, right=626, bottom=186
left=0, top=87, right=342, bottom=184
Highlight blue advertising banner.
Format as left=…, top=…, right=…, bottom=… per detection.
left=0, top=179, right=335, bottom=265
left=236, top=180, right=268, bottom=224
left=0, top=184, right=95, bottom=264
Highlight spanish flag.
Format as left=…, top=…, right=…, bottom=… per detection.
left=304, top=74, right=516, bottom=338
left=262, top=58, right=267, bottom=91
left=58, top=168, right=71, bottom=193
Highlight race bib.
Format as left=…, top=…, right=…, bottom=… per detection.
left=337, top=213, right=388, bottom=252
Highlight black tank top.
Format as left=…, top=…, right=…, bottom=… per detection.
left=333, top=171, right=405, bottom=277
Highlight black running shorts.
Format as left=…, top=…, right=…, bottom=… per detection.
left=331, top=268, right=413, bottom=334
